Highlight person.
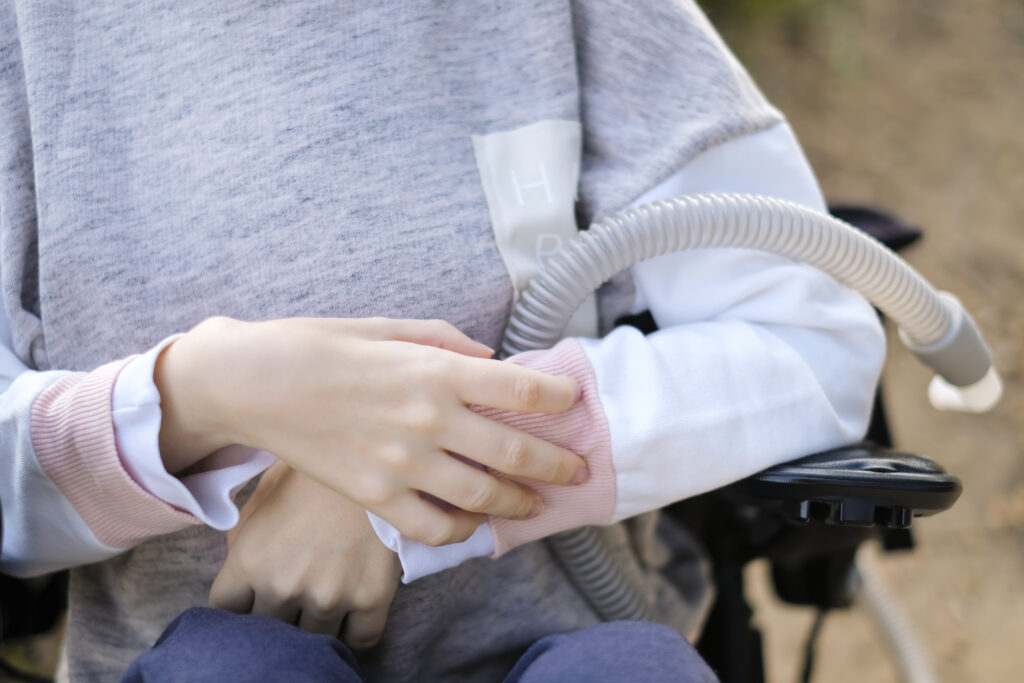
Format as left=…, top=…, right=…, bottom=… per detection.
left=0, top=1, right=885, bottom=680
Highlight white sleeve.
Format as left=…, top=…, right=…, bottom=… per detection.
left=0, top=328, right=273, bottom=576
left=371, top=120, right=884, bottom=581
left=0, top=313, right=123, bottom=575
left=597, top=121, right=885, bottom=520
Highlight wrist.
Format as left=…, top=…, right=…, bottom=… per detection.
left=154, top=317, right=241, bottom=474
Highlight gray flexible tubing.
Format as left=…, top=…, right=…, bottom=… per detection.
left=498, top=192, right=993, bottom=623
left=503, top=193, right=952, bottom=357
left=855, top=551, right=937, bottom=683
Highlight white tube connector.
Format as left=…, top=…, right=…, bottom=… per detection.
left=898, top=292, right=1001, bottom=412
left=928, top=366, right=1003, bottom=413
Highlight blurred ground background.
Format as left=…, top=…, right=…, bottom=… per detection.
left=704, top=0, right=1024, bottom=680
left=3, top=1, right=1022, bottom=681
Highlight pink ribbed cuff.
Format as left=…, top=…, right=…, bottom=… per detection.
left=31, top=359, right=200, bottom=548
left=475, top=339, right=615, bottom=557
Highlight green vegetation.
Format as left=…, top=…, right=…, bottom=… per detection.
left=699, top=0, right=818, bottom=22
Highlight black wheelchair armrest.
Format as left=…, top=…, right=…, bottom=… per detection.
left=720, top=443, right=962, bottom=529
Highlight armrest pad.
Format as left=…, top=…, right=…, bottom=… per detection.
left=719, top=443, right=962, bottom=528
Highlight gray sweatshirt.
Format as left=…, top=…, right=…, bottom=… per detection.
left=0, top=1, right=819, bottom=680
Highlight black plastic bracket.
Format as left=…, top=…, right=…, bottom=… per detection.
left=721, top=443, right=962, bottom=530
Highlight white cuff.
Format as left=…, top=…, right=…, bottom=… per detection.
left=366, top=512, right=495, bottom=583
left=111, top=334, right=275, bottom=530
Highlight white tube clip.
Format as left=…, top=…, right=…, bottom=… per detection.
left=928, top=366, right=1003, bottom=413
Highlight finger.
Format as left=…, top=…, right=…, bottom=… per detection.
left=391, top=319, right=494, bottom=358
left=251, top=591, right=301, bottom=625
left=371, top=492, right=484, bottom=546
left=413, top=450, right=542, bottom=520
left=208, top=564, right=255, bottom=614
left=342, top=608, right=390, bottom=650
left=441, top=411, right=587, bottom=487
left=453, top=358, right=579, bottom=414
left=355, top=318, right=494, bottom=358
left=297, top=608, right=346, bottom=637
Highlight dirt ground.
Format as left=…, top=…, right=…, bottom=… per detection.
left=709, top=1, right=1024, bottom=680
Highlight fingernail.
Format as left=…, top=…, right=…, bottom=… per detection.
left=573, top=381, right=583, bottom=403
left=570, top=466, right=590, bottom=485
left=527, top=497, right=544, bottom=519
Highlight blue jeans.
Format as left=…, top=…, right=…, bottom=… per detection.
left=122, top=607, right=719, bottom=682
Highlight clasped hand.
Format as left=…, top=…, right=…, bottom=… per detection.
left=210, top=462, right=401, bottom=648
left=156, top=316, right=588, bottom=545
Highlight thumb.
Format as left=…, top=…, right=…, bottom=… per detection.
left=209, top=562, right=255, bottom=614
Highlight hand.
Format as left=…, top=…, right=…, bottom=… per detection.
left=156, top=316, right=588, bottom=545
left=209, top=461, right=401, bottom=649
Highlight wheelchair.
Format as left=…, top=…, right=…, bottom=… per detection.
left=613, top=203, right=959, bottom=683
left=0, top=205, right=961, bottom=683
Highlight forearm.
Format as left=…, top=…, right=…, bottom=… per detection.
left=580, top=284, right=884, bottom=522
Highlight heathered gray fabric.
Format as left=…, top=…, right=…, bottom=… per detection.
left=0, top=1, right=781, bottom=680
